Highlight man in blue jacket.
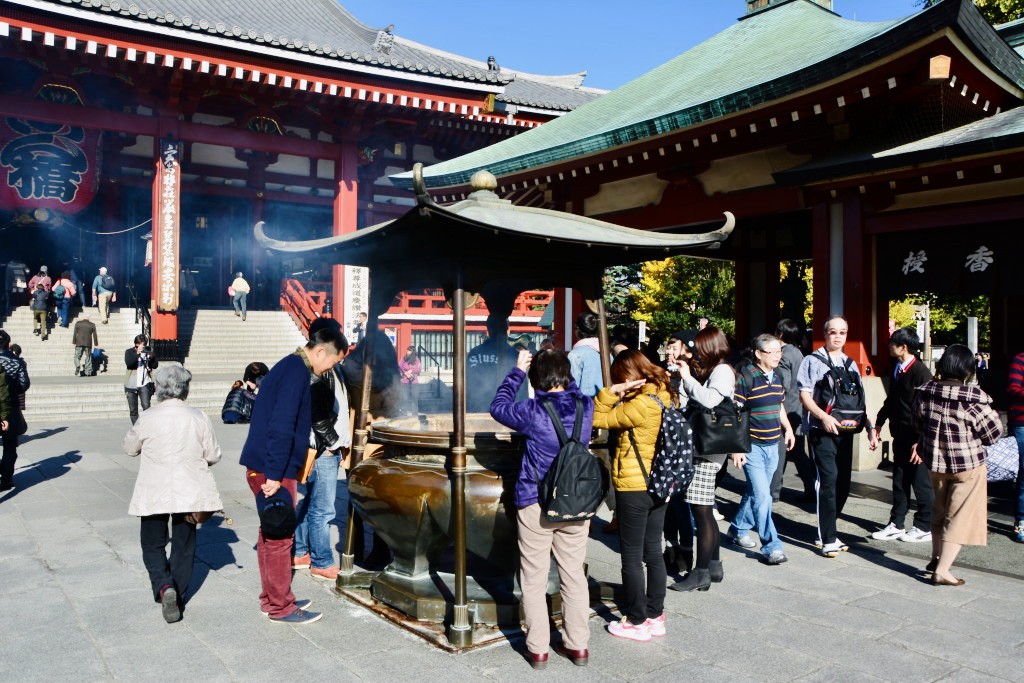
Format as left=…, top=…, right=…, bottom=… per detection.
left=240, top=324, right=347, bottom=624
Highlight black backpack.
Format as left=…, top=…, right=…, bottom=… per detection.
left=628, top=395, right=696, bottom=501
left=810, top=352, right=867, bottom=433
left=101, top=274, right=115, bottom=290
left=532, top=397, right=605, bottom=522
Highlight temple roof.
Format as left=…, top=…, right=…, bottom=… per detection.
left=393, top=0, right=1024, bottom=191
left=254, top=168, right=734, bottom=297
left=7, top=0, right=603, bottom=111
left=775, top=105, right=1024, bottom=183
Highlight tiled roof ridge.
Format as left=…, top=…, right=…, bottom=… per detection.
left=394, top=0, right=1024, bottom=189
left=14, top=0, right=507, bottom=84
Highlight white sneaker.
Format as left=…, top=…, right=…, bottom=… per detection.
left=713, top=509, right=725, bottom=521
left=645, top=614, right=666, bottom=637
left=607, top=617, right=651, bottom=642
left=871, top=522, right=906, bottom=541
left=820, top=541, right=849, bottom=558
left=900, top=527, right=931, bottom=543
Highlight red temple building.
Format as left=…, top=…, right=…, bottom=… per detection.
left=0, top=0, right=603, bottom=357
left=402, top=0, right=1024, bottom=393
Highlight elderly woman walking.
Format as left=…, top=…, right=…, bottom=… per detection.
left=912, top=344, right=1002, bottom=586
left=124, top=365, right=223, bottom=623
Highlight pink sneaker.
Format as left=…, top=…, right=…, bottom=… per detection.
left=645, top=614, right=666, bottom=637
left=607, top=617, right=651, bottom=642
left=292, top=554, right=311, bottom=570
left=310, top=565, right=339, bottom=581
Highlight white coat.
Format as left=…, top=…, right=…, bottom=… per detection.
left=124, top=398, right=223, bottom=516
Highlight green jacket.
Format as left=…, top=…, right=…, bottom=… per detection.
left=0, top=369, right=10, bottom=423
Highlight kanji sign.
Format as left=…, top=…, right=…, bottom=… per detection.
left=153, top=140, right=180, bottom=312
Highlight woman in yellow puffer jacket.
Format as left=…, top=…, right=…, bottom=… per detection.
left=593, top=349, right=676, bottom=642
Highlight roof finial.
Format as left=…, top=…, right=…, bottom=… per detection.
left=487, top=56, right=499, bottom=72
left=469, top=170, right=498, bottom=192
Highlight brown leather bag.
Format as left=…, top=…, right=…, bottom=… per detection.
left=298, top=448, right=318, bottom=484
left=183, top=511, right=214, bottom=525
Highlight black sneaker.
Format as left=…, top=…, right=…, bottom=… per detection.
left=269, top=608, right=322, bottom=625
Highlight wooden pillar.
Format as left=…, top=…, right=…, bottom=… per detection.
left=810, top=202, right=830, bottom=347
left=734, top=258, right=751, bottom=344
left=842, top=195, right=867, bottom=345
left=332, top=140, right=359, bottom=322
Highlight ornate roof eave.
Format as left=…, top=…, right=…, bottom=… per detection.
left=390, top=0, right=1024, bottom=193
left=2, top=0, right=508, bottom=92
left=254, top=165, right=735, bottom=297
left=775, top=105, right=1024, bottom=186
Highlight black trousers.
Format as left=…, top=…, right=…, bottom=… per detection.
left=125, top=384, right=155, bottom=425
left=140, top=513, right=196, bottom=603
left=615, top=490, right=667, bottom=625
left=809, top=430, right=853, bottom=545
left=889, top=433, right=934, bottom=530
left=0, top=431, right=17, bottom=484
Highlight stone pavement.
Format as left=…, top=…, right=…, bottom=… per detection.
left=1, top=418, right=1022, bottom=682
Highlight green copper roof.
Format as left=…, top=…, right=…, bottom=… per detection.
left=393, top=0, right=1024, bottom=191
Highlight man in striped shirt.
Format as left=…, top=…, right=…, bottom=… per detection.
left=728, top=333, right=796, bottom=565
left=1007, top=351, right=1024, bottom=543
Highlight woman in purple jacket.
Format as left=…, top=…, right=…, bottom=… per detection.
left=491, top=348, right=594, bottom=670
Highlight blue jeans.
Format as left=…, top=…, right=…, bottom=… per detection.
left=1015, top=426, right=1024, bottom=523
left=232, top=292, right=247, bottom=318
left=294, top=453, right=341, bottom=569
left=58, top=297, right=71, bottom=327
left=730, top=441, right=784, bottom=555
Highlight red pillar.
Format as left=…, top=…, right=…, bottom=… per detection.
left=332, top=140, right=359, bottom=322
left=150, top=128, right=181, bottom=347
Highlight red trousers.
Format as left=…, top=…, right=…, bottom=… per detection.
left=246, top=470, right=298, bottom=618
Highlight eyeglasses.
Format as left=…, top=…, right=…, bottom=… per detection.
left=758, top=348, right=783, bottom=355
left=826, top=330, right=848, bottom=336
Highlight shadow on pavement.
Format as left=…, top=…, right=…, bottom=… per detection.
left=20, top=427, right=68, bottom=444
left=189, top=515, right=241, bottom=604
left=0, top=450, right=82, bottom=502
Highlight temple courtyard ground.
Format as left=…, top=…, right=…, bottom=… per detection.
left=0, top=417, right=1021, bottom=682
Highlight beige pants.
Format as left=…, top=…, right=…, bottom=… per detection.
left=97, top=291, right=113, bottom=322
left=516, top=503, right=591, bottom=655
left=32, top=309, right=48, bottom=339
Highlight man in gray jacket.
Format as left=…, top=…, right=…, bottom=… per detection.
left=72, top=313, right=99, bottom=377
left=774, top=319, right=814, bottom=502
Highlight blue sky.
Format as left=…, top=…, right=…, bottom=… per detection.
left=338, top=0, right=923, bottom=90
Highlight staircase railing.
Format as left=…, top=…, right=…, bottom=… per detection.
left=280, top=278, right=329, bottom=336
left=417, top=344, right=446, bottom=398
left=124, top=282, right=151, bottom=340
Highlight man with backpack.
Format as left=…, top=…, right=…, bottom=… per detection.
left=729, top=333, right=796, bottom=565
left=91, top=266, right=116, bottom=324
left=797, top=316, right=878, bottom=557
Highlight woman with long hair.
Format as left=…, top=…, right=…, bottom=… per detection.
left=912, top=344, right=1001, bottom=586
left=593, top=349, right=675, bottom=641
left=670, top=325, right=735, bottom=592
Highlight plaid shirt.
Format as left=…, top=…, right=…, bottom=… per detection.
left=911, top=380, right=1002, bottom=474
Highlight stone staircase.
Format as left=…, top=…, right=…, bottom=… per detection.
left=1, top=306, right=305, bottom=422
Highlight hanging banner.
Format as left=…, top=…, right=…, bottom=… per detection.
left=344, top=265, right=369, bottom=337
left=0, top=82, right=101, bottom=216
left=153, top=140, right=180, bottom=312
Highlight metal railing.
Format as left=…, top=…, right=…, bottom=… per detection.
left=124, top=282, right=151, bottom=340
left=280, top=278, right=329, bottom=336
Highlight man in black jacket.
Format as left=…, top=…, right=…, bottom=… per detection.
left=871, top=327, right=934, bottom=543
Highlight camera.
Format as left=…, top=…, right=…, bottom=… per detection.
left=141, top=345, right=153, bottom=355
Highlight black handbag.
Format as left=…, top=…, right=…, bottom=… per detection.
left=687, top=399, right=750, bottom=456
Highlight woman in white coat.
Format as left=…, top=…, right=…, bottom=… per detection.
left=124, top=364, right=223, bottom=623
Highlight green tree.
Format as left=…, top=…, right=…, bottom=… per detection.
left=918, top=0, right=1024, bottom=23
left=602, top=263, right=642, bottom=332
left=888, top=293, right=990, bottom=348
left=631, top=256, right=735, bottom=336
